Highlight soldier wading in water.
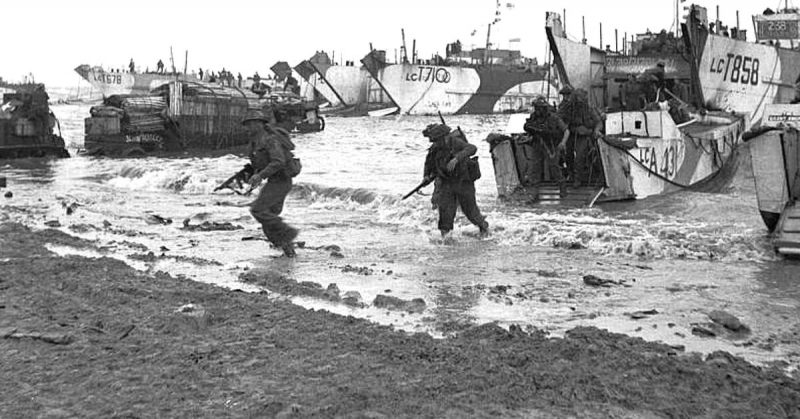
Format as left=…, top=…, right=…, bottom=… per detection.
left=523, top=96, right=570, bottom=197
left=243, top=109, right=301, bottom=257
left=421, top=123, right=489, bottom=242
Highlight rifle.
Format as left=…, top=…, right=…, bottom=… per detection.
left=213, top=163, right=254, bottom=194
left=402, top=176, right=435, bottom=200
left=438, top=111, right=465, bottom=139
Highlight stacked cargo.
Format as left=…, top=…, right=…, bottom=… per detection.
left=84, top=80, right=324, bottom=156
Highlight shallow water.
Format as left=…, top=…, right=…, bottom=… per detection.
left=1, top=100, right=798, bottom=371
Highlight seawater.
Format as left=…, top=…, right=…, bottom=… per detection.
left=1, top=99, right=799, bottom=371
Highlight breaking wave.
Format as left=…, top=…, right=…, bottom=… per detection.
left=291, top=182, right=397, bottom=206
left=108, top=164, right=216, bottom=194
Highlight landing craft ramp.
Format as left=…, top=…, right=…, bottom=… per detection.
left=774, top=203, right=800, bottom=256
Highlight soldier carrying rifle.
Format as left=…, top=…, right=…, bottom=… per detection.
left=416, top=123, right=489, bottom=242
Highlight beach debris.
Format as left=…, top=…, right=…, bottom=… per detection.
left=340, top=265, right=374, bottom=275
left=553, top=239, right=586, bottom=250
left=691, top=325, right=718, bottom=337
left=537, top=269, right=561, bottom=278
left=342, top=291, right=363, bottom=307
left=168, top=303, right=209, bottom=332
left=242, top=236, right=269, bottom=241
left=62, top=201, right=80, bottom=215
left=373, top=295, right=426, bottom=313
left=709, top=310, right=748, bottom=332
left=330, top=250, right=345, bottom=258
left=489, top=285, right=512, bottom=295
left=44, top=220, right=61, bottom=228
left=181, top=218, right=242, bottom=232
left=1, top=327, right=73, bottom=345
left=145, top=214, right=172, bottom=225
left=583, top=274, right=628, bottom=287
left=4, top=191, right=11, bottom=198
left=324, top=283, right=341, bottom=300
left=68, top=224, right=97, bottom=233
left=118, top=325, right=136, bottom=340
left=627, top=309, right=659, bottom=319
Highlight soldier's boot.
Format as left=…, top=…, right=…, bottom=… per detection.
left=440, top=230, right=455, bottom=245
left=280, top=227, right=299, bottom=258
left=478, top=220, right=490, bottom=238
left=558, top=181, right=568, bottom=198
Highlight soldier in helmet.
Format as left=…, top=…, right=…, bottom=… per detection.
left=422, top=123, right=489, bottom=241
left=243, top=109, right=299, bottom=257
left=523, top=97, right=570, bottom=197
left=558, top=88, right=603, bottom=187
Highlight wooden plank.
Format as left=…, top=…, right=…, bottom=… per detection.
left=491, top=140, right=520, bottom=197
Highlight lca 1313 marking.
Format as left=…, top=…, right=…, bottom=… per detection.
left=709, top=53, right=760, bottom=85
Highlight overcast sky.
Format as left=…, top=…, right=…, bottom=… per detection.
left=1, top=0, right=787, bottom=87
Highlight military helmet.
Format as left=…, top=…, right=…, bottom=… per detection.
left=241, top=109, right=271, bottom=125
left=559, top=85, right=574, bottom=95
left=532, top=96, right=550, bottom=108
left=422, top=123, right=452, bottom=139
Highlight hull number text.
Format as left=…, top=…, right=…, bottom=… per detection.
left=404, top=66, right=451, bottom=83
left=709, top=54, right=760, bottom=86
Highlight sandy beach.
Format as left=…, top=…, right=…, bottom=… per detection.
left=2, top=221, right=798, bottom=418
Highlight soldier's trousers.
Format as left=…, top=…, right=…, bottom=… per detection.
left=573, top=134, right=593, bottom=184
left=527, top=139, right=564, bottom=185
left=437, top=180, right=486, bottom=232
left=250, top=176, right=297, bottom=246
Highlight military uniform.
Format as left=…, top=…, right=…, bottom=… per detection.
left=523, top=99, right=569, bottom=190
left=422, top=124, right=488, bottom=236
left=558, top=89, right=603, bottom=185
left=244, top=110, right=298, bottom=256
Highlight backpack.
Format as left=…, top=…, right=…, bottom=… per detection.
left=286, top=155, right=302, bottom=177
left=444, top=130, right=481, bottom=182
left=272, top=126, right=302, bottom=178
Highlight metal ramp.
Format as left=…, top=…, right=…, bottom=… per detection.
left=510, top=182, right=606, bottom=207
left=774, top=202, right=800, bottom=256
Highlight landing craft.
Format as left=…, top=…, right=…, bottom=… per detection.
left=361, top=45, right=558, bottom=116
left=737, top=6, right=800, bottom=255
left=82, top=81, right=323, bottom=156
left=75, top=61, right=315, bottom=101
left=74, top=64, right=199, bottom=97
left=294, top=51, right=395, bottom=116
left=747, top=104, right=800, bottom=256
left=486, top=5, right=747, bottom=206
left=0, top=83, right=69, bottom=159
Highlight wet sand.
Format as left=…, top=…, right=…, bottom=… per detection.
left=1, top=222, right=799, bottom=418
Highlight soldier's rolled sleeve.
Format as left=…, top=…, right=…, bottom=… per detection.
left=451, top=137, right=477, bottom=162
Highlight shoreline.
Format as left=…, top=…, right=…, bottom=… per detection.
left=1, top=221, right=799, bottom=417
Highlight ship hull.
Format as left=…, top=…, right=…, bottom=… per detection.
left=295, top=61, right=393, bottom=115
left=747, top=104, right=800, bottom=237
left=697, top=34, right=800, bottom=127
left=75, top=64, right=198, bottom=96
left=546, top=26, right=692, bottom=110
left=369, top=63, right=554, bottom=115
left=489, top=110, right=744, bottom=205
